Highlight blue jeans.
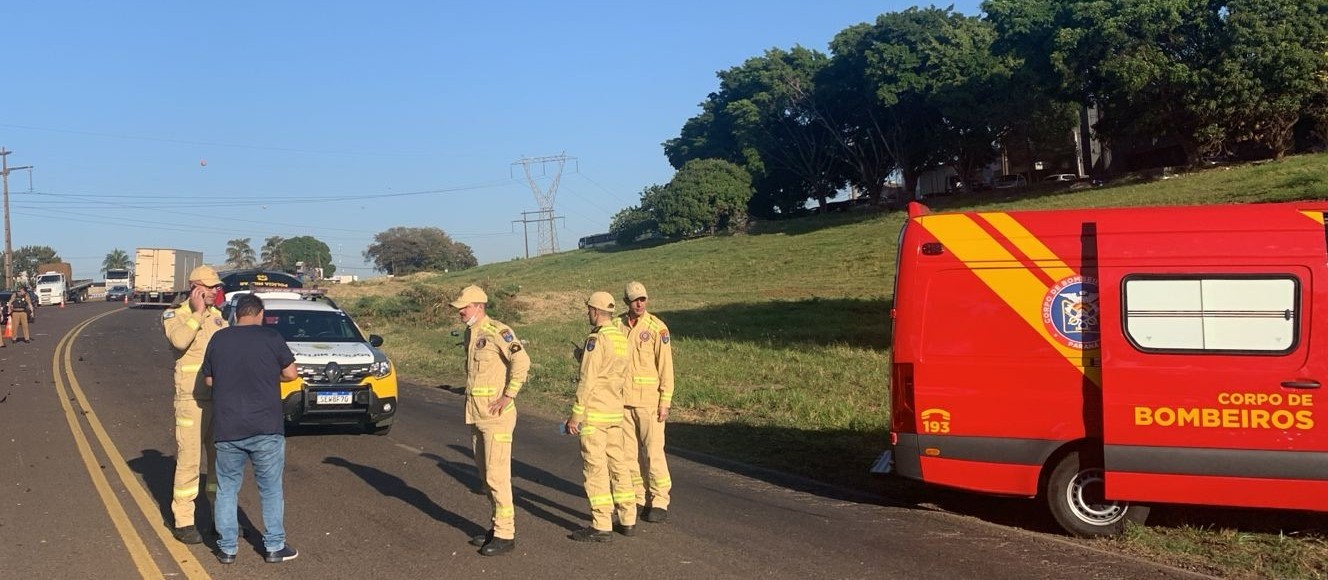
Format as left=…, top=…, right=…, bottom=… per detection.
left=213, top=434, right=286, bottom=555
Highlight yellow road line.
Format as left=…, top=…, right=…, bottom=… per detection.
left=53, top=309, right=212, bottom=580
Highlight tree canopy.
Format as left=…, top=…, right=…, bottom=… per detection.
left=656, top=0, right=1328, bottom=212
left=651, top=159, right=753, bottom=238
left=102, top=249, right=131, bottom=272
left=280, top=236, right=335, bottom=278
left=364, top=227, right=477, bottom=276
left=13, top=245, right=58, bottom=282
left=260, top=236, right=288, bottom=270
left=225, top=238, right=257, bottom=270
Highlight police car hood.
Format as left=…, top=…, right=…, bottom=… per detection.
left=286, top=341, right=376, bottom=365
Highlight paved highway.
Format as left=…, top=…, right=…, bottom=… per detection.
left=0, top=303, right=1208, bottom=579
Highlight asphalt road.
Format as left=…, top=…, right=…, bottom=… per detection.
left=0, top=302, right=1210, bottom=579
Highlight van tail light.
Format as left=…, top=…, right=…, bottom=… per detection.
left=890, top=362, right=916, bottom=433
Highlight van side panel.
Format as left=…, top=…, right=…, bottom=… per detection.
left=891, top=202, right=1328, bottom=516
left=1109, top=472, right=1328, bottom=511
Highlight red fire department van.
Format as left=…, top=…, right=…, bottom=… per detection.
left=882, top=200, right=1328, bottom=536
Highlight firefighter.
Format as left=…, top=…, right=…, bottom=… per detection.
left=616, top=281, right=674, bottom=523
left=452, top=285, right=529, bottom=557
left=565, top=291, right=637, bottom=542
left=8, top=286, right=34, bottom=343
left=162, top=265, right=228, bottom=544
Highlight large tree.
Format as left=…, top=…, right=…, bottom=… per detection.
left=102, top=249, right=131, bottom=272
left=609, top=186, right=663, bottom=246
left=987, top=0, right=1225, bottom=165
left=820, top=8, right=999, bottom=202
left=653, top=159, right=753, bottom=238
left=225, top=238, right=257, bottom=270
left=13, top=245, right=59, bottom=281
left=364, top=227, right=476, bottom=276
left=260, top=236, right=288, bottom=270
left=667, top=47, right=844, bottom=217
left=280, top=236, right=335, bottom=278
left=1210, top=0, right=1328, bottom=158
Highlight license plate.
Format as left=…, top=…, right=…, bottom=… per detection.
left=316, top=392, right=352, bottom=405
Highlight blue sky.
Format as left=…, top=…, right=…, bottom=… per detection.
left=3, top=1, right=981, bottom=279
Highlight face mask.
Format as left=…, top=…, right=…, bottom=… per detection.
left=465, top=314, right=479, bottom=327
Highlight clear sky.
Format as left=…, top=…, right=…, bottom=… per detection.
left=3, top=1, right=981, bottom=280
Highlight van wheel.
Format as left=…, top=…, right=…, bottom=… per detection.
left=1045, top=450, right=1149, bottom=537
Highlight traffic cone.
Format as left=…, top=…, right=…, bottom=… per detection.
left=4, top=318, right=11, bottom=340
left=123, top=293, right=129, bottom=305
left=60, top=300, right=65, bottom=309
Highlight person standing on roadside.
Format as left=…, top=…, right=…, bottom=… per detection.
left=451, top=285, right=530, bottom=557
left=565, top=291, right=637, bottom=542
left=161, top=265, right=228, bottom=544
left=202, top=293, right=299, bottom=565
left=616, top=281, right=675, bottom=523
left=1, top=293, right=10, bottom=347
left=8, top=286, right=34, bottom=343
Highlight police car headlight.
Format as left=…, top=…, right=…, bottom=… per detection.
left=371, top=359, right=392, bottom=378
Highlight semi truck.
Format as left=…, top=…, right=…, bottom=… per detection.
left=133, top=248, right=203, bottom=306
left=33, top=262, right=93, bottom=306
left=105, top=267, right=131, bottom=291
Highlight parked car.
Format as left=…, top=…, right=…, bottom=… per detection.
left=105, top=285, right=130, bottom=302
left=992, top=174, right=1028, bottom=189
left=227, top=293, right=396, bottom=435
left=1044, top=173, right=1079, bottom=183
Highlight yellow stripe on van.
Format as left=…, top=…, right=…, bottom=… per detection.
left=978, top=212, right=1077, bottom=282
left=1301, top=210, right=1325, bottom=225
left=920, top=213, right=1101, bottom=385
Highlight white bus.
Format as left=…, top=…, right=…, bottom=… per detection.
left=578, top=232, right=616, bottom=249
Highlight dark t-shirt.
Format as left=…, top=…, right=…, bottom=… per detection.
left=201, top=325, right=296, bottom=442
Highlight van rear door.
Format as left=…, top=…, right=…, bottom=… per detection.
left=1095, top=206, right=1328, bottom=512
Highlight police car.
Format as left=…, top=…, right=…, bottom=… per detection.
left=227, top=291, right=397, bottom=435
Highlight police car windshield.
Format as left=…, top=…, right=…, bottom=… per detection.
left=263, top=310, right=365, bottom=343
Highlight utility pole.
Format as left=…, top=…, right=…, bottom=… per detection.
left=511, top=154, right=575, bottom=255
left=511, top=209, right=564, bottom=259
left=0, top=148, right=33, bottom=289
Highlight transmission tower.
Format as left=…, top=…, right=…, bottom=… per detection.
left=512, top=154, right=575, bottom=255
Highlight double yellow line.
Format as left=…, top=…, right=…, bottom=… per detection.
left=52, top=309, right=211, bottom=579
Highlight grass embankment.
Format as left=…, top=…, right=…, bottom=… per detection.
left=331, top=154, right=1328, bottom=579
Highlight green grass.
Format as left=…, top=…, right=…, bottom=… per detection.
left=331, top=153, right=1328, bottom=579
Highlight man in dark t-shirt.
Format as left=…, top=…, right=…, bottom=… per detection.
left=201, top=293, right=299, bottom=565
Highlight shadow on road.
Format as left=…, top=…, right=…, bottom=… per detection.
left=126, top=449, right=175, bottom=526
left=667, top=420, right=1328, bottom=538
left=322, top=456, right=485, bottom=539
left=433, top=445, right=586, bottom=531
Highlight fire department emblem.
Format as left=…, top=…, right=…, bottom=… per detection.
left=1041, top=275, right=1100, bottom=350
left=639, top=330, right=651, bottom=342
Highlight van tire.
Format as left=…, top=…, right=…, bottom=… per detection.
left=1045, top=450, right=1149, bottom=537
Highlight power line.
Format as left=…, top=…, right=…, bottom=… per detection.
left=0, top=122, right=435, bottom=158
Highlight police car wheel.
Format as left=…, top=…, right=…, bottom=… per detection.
left=1045, top=450, right=1149, bottom=537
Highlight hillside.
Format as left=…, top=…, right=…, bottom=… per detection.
left=332, top=153, right=1328, bottom=485
left=328, top=153, right=1328, bottom=579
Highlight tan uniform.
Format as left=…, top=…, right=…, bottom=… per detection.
left=8, top=293, right=32, bottom=342
left=464, top=315, right=530, bottom=540
left=616, top=312, right=675, bottom=510
left=163, top=302, right=228, bottom=528
left=572, top=324, right=637, bottom=531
